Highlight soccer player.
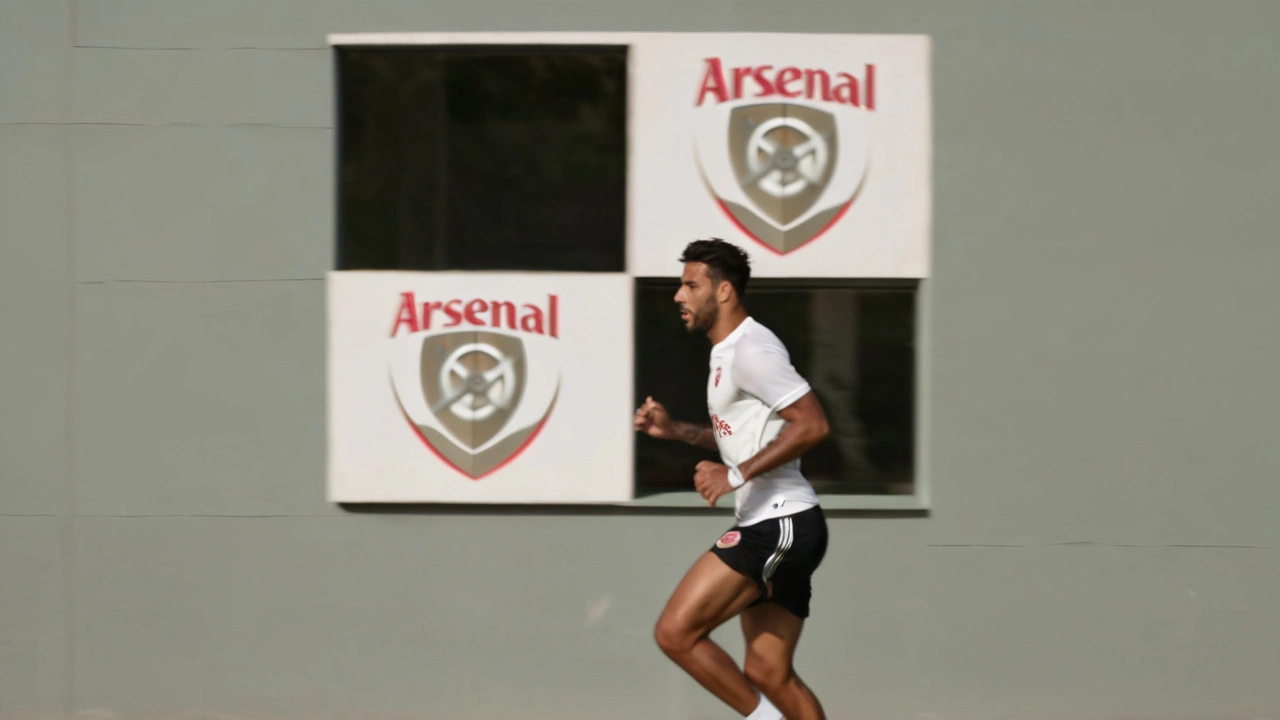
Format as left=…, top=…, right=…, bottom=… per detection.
left=635, top=238, right=831, bottom=720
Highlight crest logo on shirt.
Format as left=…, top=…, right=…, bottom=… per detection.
left=714, top=366, right=723, bottom=387
left=692, top=58, right=876, bottom=256
left=388, top=293, right=561, bottom=480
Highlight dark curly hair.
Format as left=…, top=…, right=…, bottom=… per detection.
left=679, top=238, right=752, bottom=299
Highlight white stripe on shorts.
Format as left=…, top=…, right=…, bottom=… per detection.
left=761, top=516, right=794, bottom=590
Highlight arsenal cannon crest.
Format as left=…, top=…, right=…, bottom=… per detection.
left=388, top=293, right=561, bottom=480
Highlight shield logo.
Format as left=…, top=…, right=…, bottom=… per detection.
left=393, top=329, right=558, bottom=480
left=695, top=100, right=866, bottom=256
left=729, top=103, right=838, bottom=229
left=420, top=331, right=527, bottom=450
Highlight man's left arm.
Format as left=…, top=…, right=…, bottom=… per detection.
left=693, top=348, right=830, bottom=505
left=736, top=390, right=830, bottom=482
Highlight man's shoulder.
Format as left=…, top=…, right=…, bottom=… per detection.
left=737, top=317, right=791, bottom=356
left=729, top=320, right=801, bottom=387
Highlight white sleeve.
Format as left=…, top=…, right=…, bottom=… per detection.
left=732, top=347, right=812, bottom=412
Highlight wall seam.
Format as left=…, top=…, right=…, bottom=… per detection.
left=61, top=1, right=79, bottom=718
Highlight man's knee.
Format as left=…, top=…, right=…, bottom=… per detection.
left=653, top=614, right=697, bottom=656
left=744, top=654, right=791, bottom=693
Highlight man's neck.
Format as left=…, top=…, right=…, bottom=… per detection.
left=707, top=308, right=749, bottom=346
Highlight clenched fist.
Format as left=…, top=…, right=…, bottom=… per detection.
left=694, top=461, right=735, bottom=507
left=634, top=396, right=673, bottom=439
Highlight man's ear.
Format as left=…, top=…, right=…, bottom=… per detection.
left=716, top=280, right=733, bottom=304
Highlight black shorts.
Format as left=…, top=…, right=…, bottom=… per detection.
left=709, top=505, right=828, bottom=619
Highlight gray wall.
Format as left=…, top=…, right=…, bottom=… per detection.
left=3, top=1, right=1279, bottom=718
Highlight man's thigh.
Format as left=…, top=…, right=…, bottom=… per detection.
left=658, top=551, right=762, bottom=638
left=740, top=601, right=805, bottom=678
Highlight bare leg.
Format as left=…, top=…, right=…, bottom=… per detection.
left=654, top=552, right=763, bottom=716
left=741, top=602, right=826, bottom=720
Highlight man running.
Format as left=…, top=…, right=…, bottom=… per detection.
left=635, top=238, right=831, bottom=720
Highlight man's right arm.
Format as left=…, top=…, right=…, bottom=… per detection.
left=635, top=396, right=718, bottom=450
left=668, top=420, right=718, bottom=450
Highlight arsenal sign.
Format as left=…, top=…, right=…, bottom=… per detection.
left=388, top=294, right=560, bottom=480
left=693, top=60, right=874, bottom=256
left=628, top=32, right=932, bottom=278
left=327, top=271, right=634, bottom=504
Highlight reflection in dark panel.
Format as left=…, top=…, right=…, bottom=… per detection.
left=337, top=46, right=627, bottom=272
left=634, top=280, right=916, bottom=496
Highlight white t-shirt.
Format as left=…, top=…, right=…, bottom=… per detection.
left=707, top=316, right=820, bottom=526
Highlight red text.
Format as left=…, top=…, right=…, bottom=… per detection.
left=711, top=413, right=733, bottom=438
left=391, top=293, right=559, bottom=338
left=696, top=57, right=876, bottom=109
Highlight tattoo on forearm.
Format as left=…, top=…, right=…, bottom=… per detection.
left=672, top=420, right=716, bottom=449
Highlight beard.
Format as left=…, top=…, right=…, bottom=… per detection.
left=684, top=301, right=718, bottom=334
